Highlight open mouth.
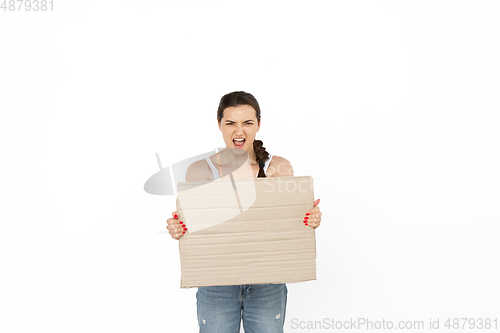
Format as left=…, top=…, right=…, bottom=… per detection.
left=233, top=139, right=245, bottom=148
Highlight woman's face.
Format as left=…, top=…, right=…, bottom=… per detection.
left=218, top=104, right=260, bottom=153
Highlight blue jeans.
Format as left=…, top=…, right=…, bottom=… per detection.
left=196, top=283, right=287, bottom=333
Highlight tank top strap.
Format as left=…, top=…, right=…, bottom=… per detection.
left=204, top=156, right=222, bottom=180
left=260, top=154, right=273, bottom=177
left=215, top=153, right=223, bottom=178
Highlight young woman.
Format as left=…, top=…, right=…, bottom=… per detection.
left=166, top=91, right=322, bottom=333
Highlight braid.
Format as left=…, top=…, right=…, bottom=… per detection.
left=253, top=139, right=270, bottom=178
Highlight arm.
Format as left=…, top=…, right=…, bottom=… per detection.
left=269, top=156, right=321, bottom=229
left=167, top=160, right=209, bottom=239
left=267, top=155, right=294, bottom=178
left=186, top=159, right=211, bottom=182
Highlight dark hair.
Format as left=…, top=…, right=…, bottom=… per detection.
left=217, top=91, right=270, bottom=177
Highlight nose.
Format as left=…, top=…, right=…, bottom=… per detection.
left=235, top=124, right=245, bottom=136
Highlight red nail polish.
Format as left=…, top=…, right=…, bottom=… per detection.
left=306, top=213, right=310, bottom=216
left=183, top=231, right=185, bottom=234
left=174, top=214, right=178, bottom=219
left=182, top=224, right=186, bottom=227
left=304, top=217, right=309, bottom=220
left=305, top=223, right=308, bottom=225
left=303, top=220, right=307, bottom=223
left=183, top=227, right=187, bottom=231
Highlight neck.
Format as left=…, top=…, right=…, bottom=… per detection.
left=248, top=147, right=258, bottom=164
left=221, top=145, right=258, bottom=165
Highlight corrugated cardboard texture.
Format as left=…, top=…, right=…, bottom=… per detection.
left=176, top=176, right=316, bottom=288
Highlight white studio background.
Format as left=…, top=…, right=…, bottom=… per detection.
left=1, top=1, right=499, bottom=332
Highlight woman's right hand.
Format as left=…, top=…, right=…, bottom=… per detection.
left=166, top=211, right=187, bottom=240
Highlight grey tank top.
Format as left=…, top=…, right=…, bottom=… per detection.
left=204, top=154, right=273, bottom=180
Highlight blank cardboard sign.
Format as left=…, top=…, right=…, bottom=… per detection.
left=176, top=176, right=316, bottom=288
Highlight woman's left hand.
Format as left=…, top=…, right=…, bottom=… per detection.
left=304, top=199, right=321, bottom=228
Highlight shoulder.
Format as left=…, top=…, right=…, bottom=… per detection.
left=267, top=155, right=294, bottom=177
left=186, top=158, right=212, bottom=182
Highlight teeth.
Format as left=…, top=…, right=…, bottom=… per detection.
left=234, top=138, right=245, bottom=141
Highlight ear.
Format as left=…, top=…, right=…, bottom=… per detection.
left=256, top=119, right=261, bottom=133
left=218, top=119, right=222, bottom=132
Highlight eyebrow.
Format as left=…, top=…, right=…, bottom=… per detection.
left=225, top=119, right=254, bottom=123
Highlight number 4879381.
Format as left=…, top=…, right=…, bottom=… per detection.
left=1, top=0, right=54, bottom=11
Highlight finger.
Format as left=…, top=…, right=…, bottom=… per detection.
left=167, top=221, right=183, bottom=231
left=167, top=219, right=186, bottom=229
left=305, top=204, right=320, bottom=216
left=177, top=222, right=187, bottom=232
left=170, top=225, right=183, bottom=236
left=170, top=229, right=177, bottom=239
left=175, top=220, right=188, bottom=233
left=179, top=220, right=187, bottom=230
left=310, top=222, right=320, bottom=229
left=304, top=219, right=317, bottom=227
left=313, top=199, right=320, bottom=207
left=306, top=219, right=320, bottom=228
left=307, top=218, right=317, bottom=225
left=304, top=209, right=317, bottom=218
left=167, top=218, right=186, bottom=239
left=303, top=215, right=312, bottom=226
left=308, top=215, right=320, bottom=223
left=172, top=211, right=179, bottom=219
left=167, top=217, right=179, bottom=226
left=173, top=229, right=186, bottom=239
